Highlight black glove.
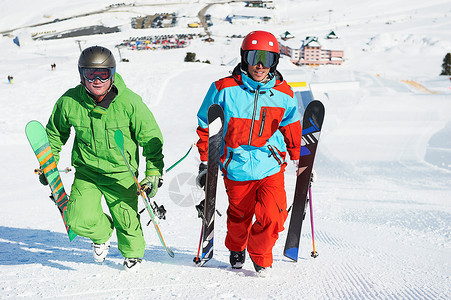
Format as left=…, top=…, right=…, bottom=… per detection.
left=196, top=163, right=207, bottom=189
left=39, top=173, right=48, bottom=186
left=195, top=200, right=205, bottom=219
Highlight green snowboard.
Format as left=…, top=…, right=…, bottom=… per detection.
left=25, top=120, right=76, bottom=241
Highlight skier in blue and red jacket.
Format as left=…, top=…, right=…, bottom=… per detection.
left=196, top=31, right=302, bottom=273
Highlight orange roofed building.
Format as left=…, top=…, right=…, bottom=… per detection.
left=279, top=36, right=344, bottom=66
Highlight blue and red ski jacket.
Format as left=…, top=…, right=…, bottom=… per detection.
left=196, top=65, right=302, bottom=182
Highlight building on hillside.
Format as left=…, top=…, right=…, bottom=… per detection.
left=326, top=30, right=338, bottom=39
left=279, top=36, right=344, bottom=66
left=280, top=31, right=295, bottom=41
left=225, top=14, right=271, bottom=24
left=132, top=13, right=176, bottom=29
left=245, top=1, right=274, bottom=8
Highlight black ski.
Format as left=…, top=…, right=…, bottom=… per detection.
left=196, top=104, right=224, bottom=267
left=284, top=100, right=325, bottom=261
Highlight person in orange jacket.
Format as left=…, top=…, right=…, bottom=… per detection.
left=196, top=31, right=302, bottom=273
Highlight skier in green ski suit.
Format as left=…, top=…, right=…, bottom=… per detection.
left=41, top=46, right=164, bottom=271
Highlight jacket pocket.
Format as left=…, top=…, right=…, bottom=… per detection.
left=224, top=150, right=234, bottom=171
left=74, top=125, right=92, bottom=147
left=66, top=185, right=81, bottom=226
left=120, top=204, right=131, bottom=229
left=267, top=145, right=282, bottom=165
left=106, top=120, right=130, bottom=149
left=258, top=108, right=267, bottom=137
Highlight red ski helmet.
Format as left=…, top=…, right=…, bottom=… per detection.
left=241, top=30, right=280, bottom=53
left=240, top=31, right=280, bottom=72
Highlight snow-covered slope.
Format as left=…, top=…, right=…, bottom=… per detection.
left=0, top=0, right=450, bottom=299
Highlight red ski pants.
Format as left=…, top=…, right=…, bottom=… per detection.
left=224, top=171, right=288, bottom=268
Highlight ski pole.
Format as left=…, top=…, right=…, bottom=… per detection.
left=136, top=144, right=195, bottom=219
left=138, top=143, right=194, bottom=216
left=115, top=130, right=174, bottom=258
left=193, top=200, right=206, bottom=264
left=309, top=187, right=318, bottom=258
left=163, top=143, right=196, bottom=175
left=193, top=224, right=204, bottom=264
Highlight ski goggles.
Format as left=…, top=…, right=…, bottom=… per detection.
left=244, top=50, right=278, bottom=68
left=82, top=68, right=115, bottom=83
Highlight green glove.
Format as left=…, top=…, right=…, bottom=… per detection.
left=139, top=175, right=162, bottom=198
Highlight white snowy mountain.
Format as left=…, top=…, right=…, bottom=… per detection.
left=0, top=0, right=450, bottom=298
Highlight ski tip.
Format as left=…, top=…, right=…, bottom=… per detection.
left=284, top=247, right=299, bottom=262
left=207, top=104, right=225, bottom=122
left=305, top=100, right=325, bottom=129
left=114, top=129, right=124, bottom=145
left=198, top=249, right=213, bottom=267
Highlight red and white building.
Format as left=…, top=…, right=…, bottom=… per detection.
left=279, top=36, right=344, bottom=66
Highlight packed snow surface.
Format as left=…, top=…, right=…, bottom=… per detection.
left=0, top=0, right=450, bottom=299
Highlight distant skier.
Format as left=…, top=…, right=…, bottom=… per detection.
left=195, top=31, right=302, bottom=273
left=51, top=63, right=56, bottom=70
left=40, top=46, right=164, bottom=271
left=7, top=75, right=13, bottom=84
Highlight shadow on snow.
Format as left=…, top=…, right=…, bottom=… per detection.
left=0, top=226, right=102, bottom=270
left=0, top=226, right=220, bottom=271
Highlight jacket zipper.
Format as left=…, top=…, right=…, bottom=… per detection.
left=258, top=108, right=267, bottom=137
left=248, top=86, right=260, bottom=145
left=224, top=150, right=234, bottom=170
left=267, top=145, right=282, bottom=165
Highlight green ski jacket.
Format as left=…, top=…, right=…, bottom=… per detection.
left=46, top=73, right=164, bottom=177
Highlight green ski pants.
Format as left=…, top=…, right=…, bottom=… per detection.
left=66, top=170, right=145, bottom=258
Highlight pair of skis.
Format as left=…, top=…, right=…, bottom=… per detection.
left=194, top=101, right=324, bottom=266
